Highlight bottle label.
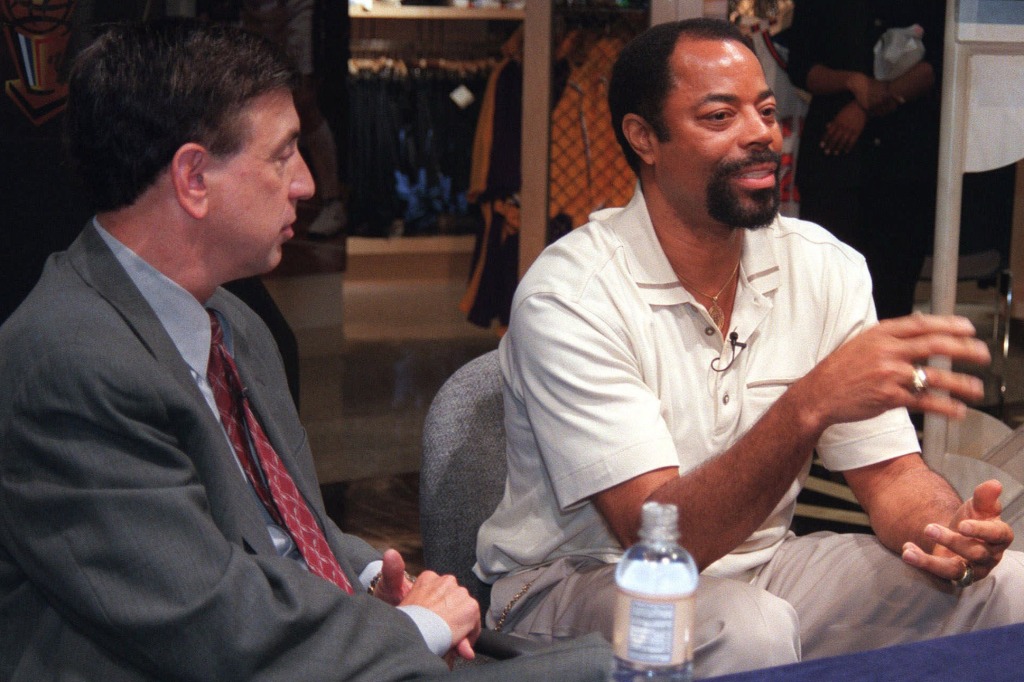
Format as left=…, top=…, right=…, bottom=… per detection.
left=612, top=589, right=694, bottom=666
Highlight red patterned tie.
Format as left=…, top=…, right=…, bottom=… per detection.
left=206, top=311, right=354, bottom=594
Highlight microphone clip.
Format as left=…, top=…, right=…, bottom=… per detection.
left=711, top=331, right=747, bottom=372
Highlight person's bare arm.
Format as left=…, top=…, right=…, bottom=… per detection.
left=844, top=453, right=961, bottom=555
left=594, top=315, right=989, bottom=570
left=805, top=60, right=933, bottom=117
left=594, top=389, right=816, bottom=570
left=846, top=458, right=1015, bottom=583
left=805, top=64, right=889, bottom=111
left=881, top=60, right=935, bottom=111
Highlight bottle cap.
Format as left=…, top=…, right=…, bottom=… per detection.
left=640, top=501, right=678, bottom=542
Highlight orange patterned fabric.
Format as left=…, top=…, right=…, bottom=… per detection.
left=548, top=32, right=635, bottom=231
left=467, top=58, right=505, bottom=204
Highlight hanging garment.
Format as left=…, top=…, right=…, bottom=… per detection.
left=462, top=56, right=523, bottom=330
left=346, top=61, right=405, bottom=235
left=547, top=30, right=634, bottom=238
left=347, top=59, right=490, bottom=236
left=461, top=197, right=520, bottom=333
left=467, top=59, right=502, bottom=205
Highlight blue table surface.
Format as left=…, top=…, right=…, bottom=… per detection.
left=704, top=623, right=1024, bottom=681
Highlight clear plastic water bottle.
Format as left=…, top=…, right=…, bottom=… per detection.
left=611, top=502, right=698, bottom=682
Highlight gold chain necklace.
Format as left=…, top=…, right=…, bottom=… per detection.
left=675, top=259, right=740, bottom=332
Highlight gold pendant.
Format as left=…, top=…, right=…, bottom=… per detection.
left=709, top=300, right=725, bottom=331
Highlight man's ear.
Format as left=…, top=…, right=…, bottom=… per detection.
left=622, top=113, right=657, bottom=167
left=170, top=143, right=211, bottom=219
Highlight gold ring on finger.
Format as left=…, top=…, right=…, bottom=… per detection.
left=911, top=365, right=929, bottom=395
left=953, top=562, right=976, bottom=589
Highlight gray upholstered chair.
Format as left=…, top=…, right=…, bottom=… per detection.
left=420, top=349, right=506, bottom=614
left=421, top=349, right=546, bottom=660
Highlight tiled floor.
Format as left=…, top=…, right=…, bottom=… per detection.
left=316, top=334, right=500, bottom=575
left=266, top=226, right=500, bottom=574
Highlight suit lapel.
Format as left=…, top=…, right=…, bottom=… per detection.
left=70, top=225, right=191, bottom=373
left=72, top=226, right=358, bottom=578
left=68, top=225, right=280, bottom=557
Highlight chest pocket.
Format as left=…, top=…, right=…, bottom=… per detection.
left=743, top=378, right=795, bottom=426
left=741, top=348, right=815, bottom=426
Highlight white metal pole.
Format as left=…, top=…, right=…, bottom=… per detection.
left=923, top=0, right=968, bottom=464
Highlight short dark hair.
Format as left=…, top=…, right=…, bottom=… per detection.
left=65, top=19, right=296, bottom=212
left=609, top=18, right=755, bottom=174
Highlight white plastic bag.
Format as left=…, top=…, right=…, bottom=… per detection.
left=873, top=24, right=925, bottom=81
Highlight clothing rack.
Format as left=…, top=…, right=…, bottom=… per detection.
left=346, top=52, right=493, bottom=237
left=346, top=6, right=521, bottom=237
left=349, top=53, right=496, bottom=73
left=349, top=11, right=520, bottom=61
left=350, top=37, right=508, bottom=61
left=549, top=2, right=648, bottom=46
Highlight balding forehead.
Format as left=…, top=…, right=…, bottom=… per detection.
left=669, top=36, right=769, bottom=89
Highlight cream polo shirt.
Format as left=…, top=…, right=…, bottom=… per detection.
left=474, top=189, right=921, bottom=582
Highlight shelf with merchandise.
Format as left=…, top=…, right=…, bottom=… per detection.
left=348, top=3, right=524, bottom=21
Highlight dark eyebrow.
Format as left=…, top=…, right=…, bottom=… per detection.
left=701, top=88, right=776, bottom=106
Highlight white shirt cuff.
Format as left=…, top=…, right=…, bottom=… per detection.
left=397, top=606, right=453, bottom=656
left=359, top=560, right=383, bottom=588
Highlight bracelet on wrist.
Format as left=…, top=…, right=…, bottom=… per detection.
left=367, top=572, right=384, bottom=595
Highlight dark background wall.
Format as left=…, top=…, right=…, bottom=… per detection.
left=0, top=0, right=160, bottom=323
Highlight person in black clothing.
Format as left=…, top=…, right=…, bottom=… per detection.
left=784, top=0, right=945, bottom=320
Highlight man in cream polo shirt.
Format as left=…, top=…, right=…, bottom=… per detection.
left=475, top=18, right=1024, bottom=679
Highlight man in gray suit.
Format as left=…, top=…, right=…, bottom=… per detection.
left=0, top=20, right=610, bottom=681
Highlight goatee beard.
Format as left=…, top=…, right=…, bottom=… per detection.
left=706, top=150, right=782, bottom=230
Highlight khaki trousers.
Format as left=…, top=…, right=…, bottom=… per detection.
left=487, top=533, right=1024, bottom=679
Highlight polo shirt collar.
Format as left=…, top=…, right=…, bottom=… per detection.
left=606, top=187, right=783, bottom=306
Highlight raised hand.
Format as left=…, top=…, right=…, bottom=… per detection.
left=902, top=480, right=1015, bottom=584
left=792, top=314, right=989, bottom=435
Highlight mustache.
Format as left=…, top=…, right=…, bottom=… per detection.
left=717, top=150, right=782, bottom=176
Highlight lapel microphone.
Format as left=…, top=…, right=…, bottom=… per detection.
left=711, top=331, right=748, bottom=372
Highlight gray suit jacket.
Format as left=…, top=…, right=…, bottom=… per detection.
left=0, top=225, right=611, bottom=682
